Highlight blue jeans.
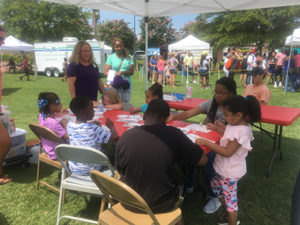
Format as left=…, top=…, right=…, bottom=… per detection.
left=246, top=70, right=252, bottom=85
left=187, top=151, right=216, bottom=197
left=117, top=87, right=131, bottom=104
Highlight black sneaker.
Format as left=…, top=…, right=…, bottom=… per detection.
left=19, top=76, right=23, bottom=81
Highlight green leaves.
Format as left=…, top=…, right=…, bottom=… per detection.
left=0, top=0, right=92, bottom=43
left=97, top=20, right=135, bottom=52
left=183, top=6, right=300, bottom=50
left=138, top=17, right=177, bottom=48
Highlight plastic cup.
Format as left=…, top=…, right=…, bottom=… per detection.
left=186, top=86, right=192, bottom=99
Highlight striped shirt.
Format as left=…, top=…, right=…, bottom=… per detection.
left=67, top=122, right=111, bottom=175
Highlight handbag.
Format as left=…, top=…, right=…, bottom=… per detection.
left=110, top=58, right=130, bottom=90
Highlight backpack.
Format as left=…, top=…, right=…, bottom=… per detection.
left=225, top=57, right=233, bottom=70
left=241, top=58, right=248, bottom=69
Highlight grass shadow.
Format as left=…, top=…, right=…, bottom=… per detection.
left=2, top=88, right=21, bottom=96
left=4, top=162, right=59, bottom=184
left=0, top=212, right=9, bottom=225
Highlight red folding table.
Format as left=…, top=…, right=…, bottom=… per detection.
left=99, top=110, right=221, bottom=154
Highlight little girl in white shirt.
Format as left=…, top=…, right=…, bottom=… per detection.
left=196, top=95, right=261, bottom=225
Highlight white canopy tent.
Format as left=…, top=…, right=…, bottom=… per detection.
left=44, top=0, right=300, bottom=89
left=284, top=27, right=300, bottom=92
left=0, top=35, right=34, bottom=54
left=285, top=28, right=300, bottom=46
left=104, top=44, right=112, bottom=54
left=169, top=35, right=210, bottom=52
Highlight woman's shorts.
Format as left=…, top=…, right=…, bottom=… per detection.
left=169, top=69, right=177, bottom=74
left=150, top=66, right=157, bottom=73
left=268, top=67, right=275, bottom=74
left=158, top=70, right=164, bottom=75
left=199, top=69, right=208, bottom=77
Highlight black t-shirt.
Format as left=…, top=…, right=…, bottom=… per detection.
left=116, top=123, right=203, bottom=213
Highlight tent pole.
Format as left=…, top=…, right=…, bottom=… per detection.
left=144, top=17, right=149, bottom=90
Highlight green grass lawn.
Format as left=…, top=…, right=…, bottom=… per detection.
left=1, top=71, right=300, bottom=225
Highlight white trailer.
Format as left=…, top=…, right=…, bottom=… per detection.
left=34, top=37, right=105, bottom=77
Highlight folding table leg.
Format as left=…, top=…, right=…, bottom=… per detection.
left=278, top=125, right=283, bottom=160
left=267, top=125, right=279, bottom=177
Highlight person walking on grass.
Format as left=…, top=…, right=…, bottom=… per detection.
left=196, top=95, right=261, bottom=225
left=19, top=55, right=31, bottom=81
left=274, top=47, right=286, bottom=88
left=198, top=54, right=210, bottom=89
left=168, top=53, right=179, bottom=87
left=184, top=51, right=196, bottom=84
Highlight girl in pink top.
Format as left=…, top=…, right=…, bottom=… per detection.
left=38, top=92, right=69, bottom=160
left=196, top=95, right=261, bottom=225
left=156, top=55, right=165, bottom=85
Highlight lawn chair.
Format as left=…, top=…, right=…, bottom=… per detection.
left=90, top=170, right=182, bottom=225
left=54, top=144, right=116, bottom=225
left=28, top=123, right=64, bottom=193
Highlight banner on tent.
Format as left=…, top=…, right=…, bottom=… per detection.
left=147, top=48, right=160, bottom=56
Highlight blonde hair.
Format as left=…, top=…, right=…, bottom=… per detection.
left=69, top=41, right=95, bottom=65
left=102, top=88, right=121, bottom=105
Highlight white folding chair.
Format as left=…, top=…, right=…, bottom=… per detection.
left=54, top=144, right=116, bottom=225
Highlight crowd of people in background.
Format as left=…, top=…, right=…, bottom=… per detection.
left=145, top=46, right=300, bottom=94
left=222, top=47, right=300, bottom=92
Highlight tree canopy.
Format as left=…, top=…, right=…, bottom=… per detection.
left=96, top=19, right=135, bottom=52
left=138, top=17, right=177, bottom=50
left=0, top=0, right=92, bottom=43
left=183, top=6, right=300, bottom=51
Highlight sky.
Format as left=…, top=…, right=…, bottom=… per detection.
left=99, top=11, right=198, bottom=36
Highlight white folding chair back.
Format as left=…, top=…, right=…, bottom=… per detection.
left=54, top=144, right=115, bottom=225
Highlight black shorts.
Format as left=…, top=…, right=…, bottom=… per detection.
left=169, top=69, right=177, bottom=74
left=24, top=68, right=30, bottom=75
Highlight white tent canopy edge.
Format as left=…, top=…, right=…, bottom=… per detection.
left=44, top=0, right=300, bottom=89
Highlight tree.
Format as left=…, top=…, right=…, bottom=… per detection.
left=184, top=6, right=300, bottom=51
left=138, top=17, right=177, bottom=49
left=97, top=19, right=135, bottom=52
left=0, top=0, right=92, bottom=43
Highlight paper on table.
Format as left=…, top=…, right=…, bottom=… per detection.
left=184, top=124, right=210, bottom=133
left=123, top=122, right=142, bottom=127
left=107, top=69, right=116, bottom=84
left=186, top=133, right=215, bottom=144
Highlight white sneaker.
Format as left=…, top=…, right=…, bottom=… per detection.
left=193, top=80, right=197, bottom=84
left=274, top=82, right=278, bottom=88
left=203, top=197, right=222, bottom=214
left=278, top=82, right=283, bottom=87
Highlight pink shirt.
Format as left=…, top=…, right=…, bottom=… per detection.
left=157, top=59, right=165, bottom=71
left=38, top=114, right=66, bottom=160
left=243, top=84, right=271, bottom=105
left=275, top=52, right=286, bottom=66
left=294, top=54, right=300, bottom=67
left=214, top=125, right=254, bottom=178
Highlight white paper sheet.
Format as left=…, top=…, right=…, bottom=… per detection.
left=107, top=69, right=116, bottom=84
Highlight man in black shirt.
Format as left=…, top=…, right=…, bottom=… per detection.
left=116, top=99, right=207, bottom=224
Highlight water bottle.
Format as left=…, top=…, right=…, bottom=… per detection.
left=186, top=86, right=192, bottom=99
